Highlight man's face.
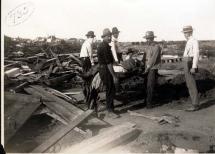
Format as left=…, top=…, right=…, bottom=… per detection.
left=88, top=36, right=95, bottom=43
left=184, top=32, right=192, bottom=40
left=146, top=37, right=154, bottom=42
left=113, top=33, right=119, bottom=39
left=103, top=35, right=112, bottom=43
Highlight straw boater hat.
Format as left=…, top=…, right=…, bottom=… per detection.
left=101, top=28, right=112, bottom=38
left=86, top=31, right=96, bottom=37
left=182, top=25, right=193, bottom=33
left=112, top=27, right=120, bottom=34
left=143, top=31, right=156, bottom=39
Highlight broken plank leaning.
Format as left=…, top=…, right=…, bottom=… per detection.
left=25, top=85, right=83, bottom=123
left=31, top=109, right=93, bottom=153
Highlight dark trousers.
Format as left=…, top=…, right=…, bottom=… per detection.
left=81, top=57, right=92, bottom=99
left=117, top=53, right=123, bottom=62
left=183, top=58, right=199, bottom=106
left=145, top=69, right=158, bottom=105
left=81, top=57, right=92, bottom=73
left=99, top=66, right=115, bottom=112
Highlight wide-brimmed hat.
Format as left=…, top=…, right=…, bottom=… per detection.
left=86, top=31, right=96, bottom=37
left=143, top=31, right=156, bottom=39
left=112, top=27, right=120, bottom=34
left=101, top=28, right=112, bottom=38
left=182, top=25, right=193, bottom=33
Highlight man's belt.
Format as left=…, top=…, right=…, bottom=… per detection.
left=183, top=57, right=193, bottom=61
left=81, top=57, right=89, bottom=60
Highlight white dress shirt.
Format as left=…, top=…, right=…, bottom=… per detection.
left=183, top=36, right=199, bottom=68
left=80, top=38, right=94, bottom=64
left=109, top=37, right=120, bottom=62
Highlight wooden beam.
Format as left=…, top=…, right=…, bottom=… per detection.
left=31, top=110, right=93, bottom=153
left=62, top=122, right=140, bottom=153
left=28, top=85, right=83, bottom=122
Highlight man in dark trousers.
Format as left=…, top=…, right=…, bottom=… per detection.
left=182, top=25, right=200, bottom=111
left=80, top=31, right=96, bottom=101
left=97, top=28, right=119, bottom=118
left=143, top=31, right=161, bottom=108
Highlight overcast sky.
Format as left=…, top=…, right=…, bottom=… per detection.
left=2, top=0, right=215, bottom=41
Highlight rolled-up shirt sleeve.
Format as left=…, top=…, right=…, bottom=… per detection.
left=192, top=40, right=199, bottom=68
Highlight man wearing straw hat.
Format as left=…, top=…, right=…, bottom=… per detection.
left=97, top=28, right=119, bottom=119
left=80, top=31, right=96, bottom=73
left=182, top=25, right=200, bottom=111
left=143, top=31, right=161, bottom=108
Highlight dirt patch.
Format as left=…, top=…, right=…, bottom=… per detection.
left=129, top=130, right=215, bottom=153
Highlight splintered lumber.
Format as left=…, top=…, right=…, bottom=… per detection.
left=68, top=53, right=82, bottom=66
left=50, top=49, right=62, bottom=68
left=44, top=73, right=76, bottom=86
left=62, top=122, right=140, bottom=153
left=4, top=92, right=41, bottom=143
left=31, top=110, right=93, bottom=153
left=5, top=68, right=21, bottom=78
left=45, top=87, right=75, bottom=103
left=25, top=85, right=83, bottom=123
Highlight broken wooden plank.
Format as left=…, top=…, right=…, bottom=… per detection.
left=61, top=122, right=140, bottom=153
left=28, top=85, right=83, bottom=122
left=50, top=49, right=62, bottom=69
left=32, top=110, right=93, bottom=153
left=4, top=92, right=41, bottom=144
left=5, top=68, right=21, bottom=78
left=25, top=85, right=108, bottom=127
left=68, top=53, right=82, bottom=66
left=45, top=87, right=75, bottom=103
left=24, top=87, right=52, bottom=102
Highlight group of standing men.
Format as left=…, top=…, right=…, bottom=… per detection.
left=80, top=25, right=200, bottom=119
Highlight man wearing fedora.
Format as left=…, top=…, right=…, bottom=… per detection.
left=143, top=31, right=161, bottom=108
left=80, top=31, right=96, bottom=102
left=97, top=28, right=119, bottom=118
left=182, top=25, right=200, bottom=111
left=80, top=31, right=96, bottom=73
left=110, top=27, right=122, bottom=63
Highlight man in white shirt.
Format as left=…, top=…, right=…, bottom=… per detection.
left=110, top=27, right=122, bottom=63
left=182, top=25, right=200, bottom=111
left=80, top=31, right=96, bottom=72
left=80, top=31, right=96, bottom=103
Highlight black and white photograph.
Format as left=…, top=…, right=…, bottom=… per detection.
left=1, top=0, right=215, bottom=153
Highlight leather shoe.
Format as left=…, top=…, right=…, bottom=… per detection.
left=185, top=105, right=200, bottom=112
left=106, top=111, right=120, bottom=119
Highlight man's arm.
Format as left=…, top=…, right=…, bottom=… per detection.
left=107, top=64, right=118, bottom=83
left=110, top=42, right=119, bottom=63
left=87, top=43, right=94, bottom=65
left=192, top=40, right=199, bottom=69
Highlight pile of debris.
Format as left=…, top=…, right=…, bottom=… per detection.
left=4, top=46, right=84, bottom=92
